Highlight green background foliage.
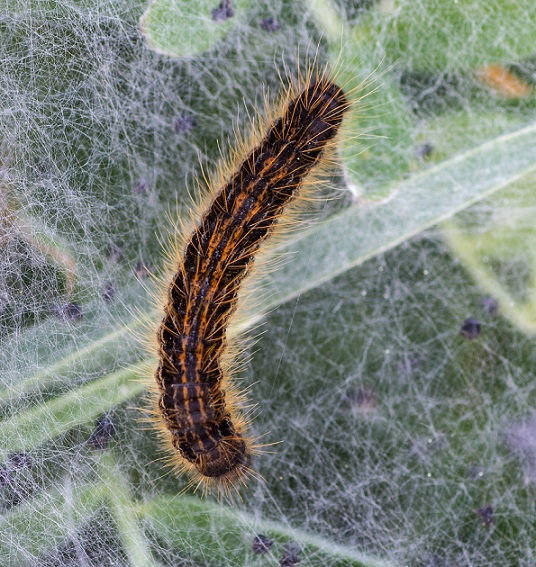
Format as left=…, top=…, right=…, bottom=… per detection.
left=1, top=0, right=536, bottom=564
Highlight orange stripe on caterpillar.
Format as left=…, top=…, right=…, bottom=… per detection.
left=154, top=73, right=349, bottom=496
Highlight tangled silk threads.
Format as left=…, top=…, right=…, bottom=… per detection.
left=154, top=72, right=349, bottom=495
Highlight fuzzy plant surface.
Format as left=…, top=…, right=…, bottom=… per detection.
left=1, top=0, right=536, bottom=566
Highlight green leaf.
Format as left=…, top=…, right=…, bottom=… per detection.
left=0, top=364, right=145, bottom=461
left=0, top=279, right=151, bottom=409
left=98, top=451, right=161, bottom=567
left=140, top=495, right=394, bottom=567
left=0, top=322, right=144, bottom=409
left=0, top=480, right=105, bottom=563
left=335, top=53, right=415, bottom=200
left=0, top=452, right=160, bottom=566
left=251, top=121, right=536, bottom=320
left=140, top=0, right=254, bottom=57
left=442, top=174, right=536, bottom=333
left=307, top=1, right=415, bottom=199
left=359, top=0, right=536, bottom=73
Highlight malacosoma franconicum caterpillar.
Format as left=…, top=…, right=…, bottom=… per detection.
left=152, top=66, right=350, bottom=496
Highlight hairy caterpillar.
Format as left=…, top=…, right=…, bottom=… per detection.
left=152, top=67, right=350, bottom=495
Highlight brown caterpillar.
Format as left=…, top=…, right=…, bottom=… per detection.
left=153, top=69, right=349, bottom=495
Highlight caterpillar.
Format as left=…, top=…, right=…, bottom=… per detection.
left=153, top=68, right=350, bottom=496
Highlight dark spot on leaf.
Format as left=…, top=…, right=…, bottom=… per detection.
left=134, top=260, right=151, bottom=279
left=260, top=18, right=280, bottom=32
left=476, top=506, right=494, bottom=527
left=132, top=176, right=149, bottom=196
left=53, top=302, right=83, bottom=322
left=252, top=534, right=273, bottom=555
left=211, top=0, right=234, bottom=22
left=88, top=414, right=117, bottom=450
left=173, top=114, right=197, bottom=134
left=481, top=296, right=499, bottom=317
left=345, top=385, right=377, bottom=415
left=460, top=317, right=481, bottom=339
left=416, top=142, right=434, bottom=160
left=280, top=542, right=301, bottom=566
left=103, top=281, right=116, bottom=303
left=109, top=243, right=123, bottom=264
